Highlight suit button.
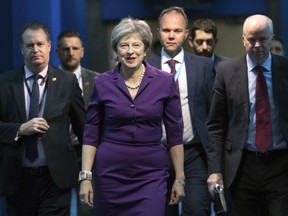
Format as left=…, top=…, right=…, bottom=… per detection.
left=130, top=104, right=135, bottom=108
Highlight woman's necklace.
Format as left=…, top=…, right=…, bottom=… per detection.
left=121, top=65, right=145, bottom=90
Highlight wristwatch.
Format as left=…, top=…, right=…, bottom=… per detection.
left=78, top=170, right=93, bottom=182
left=174, top=179, right=185, bottom=186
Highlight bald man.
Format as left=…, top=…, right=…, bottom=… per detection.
left=206, top=14, right=288, bottom=216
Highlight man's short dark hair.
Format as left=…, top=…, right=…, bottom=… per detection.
left=190, top=18, right=217, bottom=40
left=19, top=21, right=50, bottom=46
left=57, top=30, right=82, bottom=47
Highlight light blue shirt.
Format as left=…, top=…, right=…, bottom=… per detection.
left=22, top=65, right=48, bottom=167
left=160, top=48, right=195, bottom=144
left=245, top=54, right=287, bottom=151
left=160, top=48, right=184, bottom=81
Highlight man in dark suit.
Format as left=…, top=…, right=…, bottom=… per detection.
left=0, top=21, right=86, bottom=216
left=57, top=30, right=99, bottom=216
left=270, top=35, right=285, bottom=57
left=146, top=6, right=215, bottom=216
left=188, top=18, right=229, bottom=68
left=207, top=14, right=288, bottom=216
left=188, top=18, right=229, bottom=215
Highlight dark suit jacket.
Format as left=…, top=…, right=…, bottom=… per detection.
left=214, top=55, right=230, bottom=74
left=214, top=54, right=229, bottom=66
left=0, top=65, right=86, bottom=195
left=146, top=52, right=215, bottom=150
left=207, top=55, right=288, bottom=188
left=81, top=67, right=99, bottom=109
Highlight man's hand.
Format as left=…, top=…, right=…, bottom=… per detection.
left=18, top=118, right=49, bottom=136
left=207, top=173, right=224, bottom=197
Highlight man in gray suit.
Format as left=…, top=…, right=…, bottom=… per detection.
left=146, top=6, right=215, bottom=216
left=57, top=30, right=99, bottom=216
left=207, top=14, right=288, bottom=216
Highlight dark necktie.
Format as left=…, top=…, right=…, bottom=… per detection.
left=70, top=73, right=81, bottom=145
left=255, top=65, right=272, bottom=152
left=26, top=74, right=40, bottom=162
left=167, top=59, right=177, bottom=75
left=167, top=59, right=179, bottom=91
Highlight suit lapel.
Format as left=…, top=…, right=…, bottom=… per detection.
left=184, top=53, right=197, bottom=95
left=148, top=54, right=161, bottom=69
left=135, top=62, right=153, bottom=98
left=81, top=70, right=89, bottom=98
left=43, top=66, right=58, bottom=117
left=232, top=56, right=250, bottom=118
left=271, top=55, right=281, bottom=107
left=113, top=62, right=153, bottom=100
left=81, top=69, right=93, bottom=107
left=11, top=68, right=27, bottom=121
left=113, top=65, right=132, bottom=100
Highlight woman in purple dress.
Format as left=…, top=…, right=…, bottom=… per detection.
left=79, top=17, right=185, bottom=216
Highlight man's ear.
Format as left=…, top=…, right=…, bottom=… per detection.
left=188, top=37, right=194, bottom=48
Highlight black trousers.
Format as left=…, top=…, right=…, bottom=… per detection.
left=165, top=143, right=211, bottom=216
left=73, top=144, right=95, bottom=216
left=6, top=167, right=71, bottom=216
left=228, top=150, right=288, bottom=216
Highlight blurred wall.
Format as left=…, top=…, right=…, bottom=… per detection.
left=1, top=0, right=287, bottom=74
left=105, top=17, right=245, bottom=68
left=0, top=0, right=87, bottom=72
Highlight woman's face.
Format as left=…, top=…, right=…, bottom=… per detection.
left=117, top=33, right=145, bottom=70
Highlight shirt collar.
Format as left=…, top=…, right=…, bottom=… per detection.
left=24, top=65, right=48, bottom=79
left=59, top=65, right=82, bottom=79
left=247, top=53, right=272, bottom=73
left=73, top=66, right=82, bottom=79
left=161, top=47, right=184, bottom=64
left=211, top=54, right=215, bottom=62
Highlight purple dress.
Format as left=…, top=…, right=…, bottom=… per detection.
left=83, top=61, right=183, bottom=216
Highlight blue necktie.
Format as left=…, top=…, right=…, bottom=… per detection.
left=26, top=74, right=40, bottom=162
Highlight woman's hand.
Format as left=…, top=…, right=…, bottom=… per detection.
left=169, top=181, right=185, bottom=205
left=79, top=180, right=94, bottom=207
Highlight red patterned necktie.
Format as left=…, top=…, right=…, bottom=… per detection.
left=255, top=65, right=272, bottom=152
